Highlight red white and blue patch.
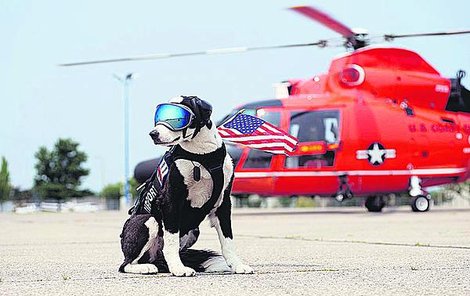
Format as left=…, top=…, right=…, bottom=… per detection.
left=157, top=158, right=169, bottom=186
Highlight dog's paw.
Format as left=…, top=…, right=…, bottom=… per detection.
left=232, top=263, right=254, bottom=274
left=170, top=266, right=196, bottom=277
left=123, top=264, right=159, bottom=274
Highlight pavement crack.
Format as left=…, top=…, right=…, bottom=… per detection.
left=0, top=241, right=117, bottom=247
left=237, top=234, right=470, bottom=250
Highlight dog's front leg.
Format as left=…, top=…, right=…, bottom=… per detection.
left=210, top=196, right=253, bottom=274
left=162, top=229, right=196, bottom=276
left=161, top=182, right=196, bottom=277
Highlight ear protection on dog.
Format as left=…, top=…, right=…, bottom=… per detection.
left=180, top=96, right=213, bottom=139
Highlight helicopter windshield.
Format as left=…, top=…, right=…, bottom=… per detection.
left=218, top=108, right=281, bottom=127
left=255, top=108, right=281, bottom=126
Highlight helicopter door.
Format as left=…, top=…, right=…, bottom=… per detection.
left=285, top=110, right=340, bottom=168
left=275, top=109, right=341, bottom=195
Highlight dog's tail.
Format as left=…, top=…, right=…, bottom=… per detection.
left=154, top=249, right=230, bottom=273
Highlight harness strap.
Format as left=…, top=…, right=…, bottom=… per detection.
left=129, top=144, right=227, bottom=216
left=172, top=144, right=227, bottom=211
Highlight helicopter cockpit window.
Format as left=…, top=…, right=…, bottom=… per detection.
left=218, top=108, right=281, bottom=127
left=256, top=109, right=281, bottom=127
left=289, top=110, right=339, bottom=143
left=285, top=110, right=340, bottom=168
left=243, top=149, right=273, bottom=169
left=217, top=109, right=256, bottom=126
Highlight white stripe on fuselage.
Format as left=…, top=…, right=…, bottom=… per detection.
left=234, top=167, right=467, bottom=178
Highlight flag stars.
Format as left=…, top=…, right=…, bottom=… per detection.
left=225, top=114, right=264, bottom=134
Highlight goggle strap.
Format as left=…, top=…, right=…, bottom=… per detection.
left=191, top=98, right=202, bottom=126
left=188, top=97, right=203, bottom=139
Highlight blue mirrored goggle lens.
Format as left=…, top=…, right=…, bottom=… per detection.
left=154, top=104, right=192, bottom=130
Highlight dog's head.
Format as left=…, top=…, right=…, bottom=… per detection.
left=149, top=95, right=212, bottom=146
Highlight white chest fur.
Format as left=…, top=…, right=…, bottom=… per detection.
left=174, top=154, right=234, bottom=208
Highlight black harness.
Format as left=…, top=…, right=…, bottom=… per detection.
left=129, top=143, right=227, bottom=217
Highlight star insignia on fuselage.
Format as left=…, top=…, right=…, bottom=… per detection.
left=356, top=142, right=396, bottom=166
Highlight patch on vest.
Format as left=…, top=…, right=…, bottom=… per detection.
left=130, top=156, right=170, bottom=215
left=143, top=186, right=159, bottom=213
left=157, top=158, right=169, bottom=186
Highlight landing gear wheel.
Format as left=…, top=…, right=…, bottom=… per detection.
left=335, top=194, right=344, bottom=202
left=334, top=190, right=353, bottom=202
left=365, top=196, right=385, bottom=212
left=411, top=195, right=430, bottom=212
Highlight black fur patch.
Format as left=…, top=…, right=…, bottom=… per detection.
left=119, top=214, right=152, bottom=272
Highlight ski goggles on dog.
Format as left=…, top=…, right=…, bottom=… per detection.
left=154, top=103, right=195, bottom=131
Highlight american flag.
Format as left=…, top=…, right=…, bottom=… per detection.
left=218, top=113, right=298, bottom=155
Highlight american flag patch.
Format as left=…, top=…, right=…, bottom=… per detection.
left=157, top=158, right=169, bottom=186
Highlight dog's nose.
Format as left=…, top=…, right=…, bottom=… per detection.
left=149, top=130, right=159, bottom=139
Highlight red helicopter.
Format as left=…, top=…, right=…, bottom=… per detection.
left=62, top=6, right=470, bottom=212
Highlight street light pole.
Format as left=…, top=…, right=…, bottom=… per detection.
left=113, top=73, right=135, bottom=207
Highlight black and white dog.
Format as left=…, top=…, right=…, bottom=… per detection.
left=119, top=95, right=253, bottom=276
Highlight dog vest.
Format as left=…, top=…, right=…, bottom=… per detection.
left=129, top=143, right=227, bottom=216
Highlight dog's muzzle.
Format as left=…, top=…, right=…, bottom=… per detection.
left=149, top=129, right=180, bottom=145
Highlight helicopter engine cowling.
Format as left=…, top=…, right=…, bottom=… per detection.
left=289, top=47, right=452, bottom=110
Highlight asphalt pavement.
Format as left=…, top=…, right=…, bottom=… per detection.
left=0, top=207, right=469, bottom=295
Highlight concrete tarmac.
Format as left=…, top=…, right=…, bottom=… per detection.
left=0, top=207, right=469, bottom=295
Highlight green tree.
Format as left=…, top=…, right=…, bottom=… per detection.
left=34, top=138, right=91, bottom=201
left=100, top=182, right=122, bottom=199
left=0, top=157, right=11, bottom=209
left=100, top=178, right=138, bottom=200
left=129, top=177, right=138, bottom=199
left=100, top=178, right=138, bottom=211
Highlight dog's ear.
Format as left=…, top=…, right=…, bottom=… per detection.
left=181, top=96, right=212, bottom=127
left=197, top=99, right=212, bottom=125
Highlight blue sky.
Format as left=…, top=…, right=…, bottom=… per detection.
left=1, top=0, right=470, bottom=192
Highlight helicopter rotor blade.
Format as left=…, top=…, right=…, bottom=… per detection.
left=383, top=30, right=470, bottom=41
left=289, top=6, right=354, bottom=38
left=59, top=41, right=329, bottom=66
left=59, top=4, right=470, bottom=67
